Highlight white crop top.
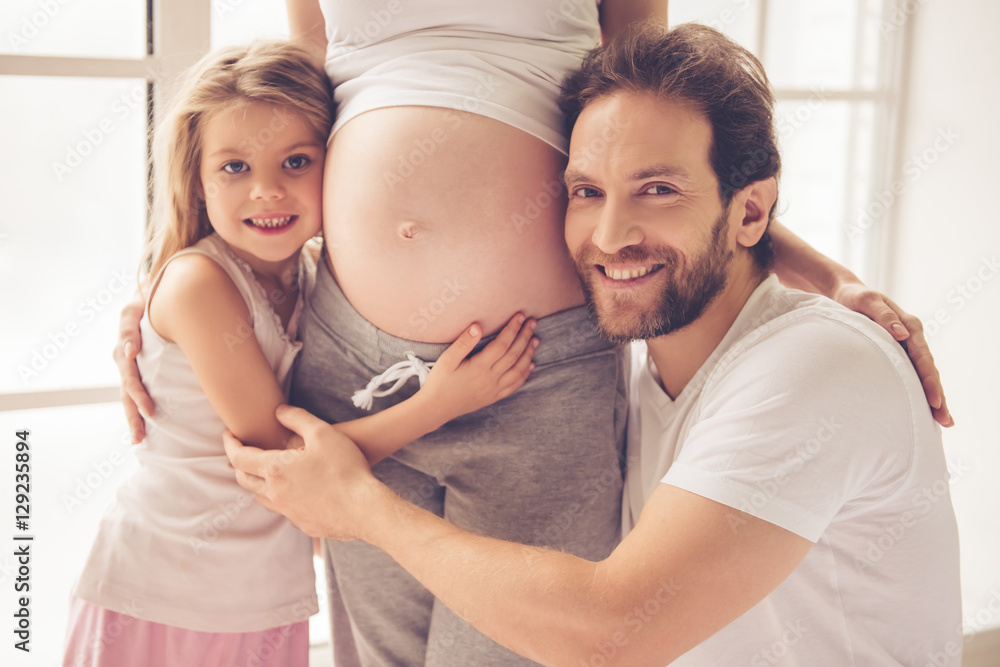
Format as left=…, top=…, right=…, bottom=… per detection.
left=321, top=0, right=601, bottom=153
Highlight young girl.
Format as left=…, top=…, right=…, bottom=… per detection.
left=63, top=40, right=538, bottom=667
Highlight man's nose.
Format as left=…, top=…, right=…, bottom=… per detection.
left=592, top=198, right=644, bottom=255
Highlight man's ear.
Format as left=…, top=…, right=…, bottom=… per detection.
left=733, top=177, right=777, bottom=249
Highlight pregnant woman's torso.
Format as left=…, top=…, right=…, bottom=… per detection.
left=325, top=109, right=583, bottom=342
left=320, top=0, right=600, bottom=342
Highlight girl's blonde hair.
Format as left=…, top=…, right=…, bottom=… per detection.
left=143, top=40, right=333, bottom=280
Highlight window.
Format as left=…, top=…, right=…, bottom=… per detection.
left=671, top=0, right=895, bottom=282
left=0, top=2, right=994, bottom=665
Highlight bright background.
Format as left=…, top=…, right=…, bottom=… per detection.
left=1, top=0, right=998, bottom=665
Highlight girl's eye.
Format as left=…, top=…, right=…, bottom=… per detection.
left=222, top=161, right=248, bottom=175
left=283, top=155, right=311, bottom=170
left=644, top=184, right=676, bottom=195
left=572, top=186, right=601, bottom=198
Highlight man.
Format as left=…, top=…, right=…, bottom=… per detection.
left=226, top=22, right=961, bottom=665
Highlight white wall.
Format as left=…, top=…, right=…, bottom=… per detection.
left=887, top=0, right=1000, bottom=642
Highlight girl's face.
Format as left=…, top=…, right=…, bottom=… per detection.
left=199, top=102, right=324, bottom=273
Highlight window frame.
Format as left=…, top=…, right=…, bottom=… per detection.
left=752, top=0, right=911, bottom=288
left=0, top=0, right=210, bottom=414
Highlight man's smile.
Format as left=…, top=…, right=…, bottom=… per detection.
left=594, top=262, right=667, bottom=291
left=597, top=263, right=666, bottom=281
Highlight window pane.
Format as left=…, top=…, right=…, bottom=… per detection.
left=856, top=0, right=886, bottom=90
left=212, top=0, right=290, bottom=50
left=0, top=0, right=145, bottom=59
left=0, top=404, right=134, bottom=667
left=841, top=102, right=879, bottom=278
left=670, top=0, right=761, bottom=52
left=775, top=99, right=877, bottom=280
left=765, top=0, right=885, bottom=90
left=0, top=403, right=332, bottom=665
left=0, top=76, right=146, bottom=394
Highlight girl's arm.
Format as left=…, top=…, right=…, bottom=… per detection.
left=333, top=315, right=539, bottom=465
left=770, top=221, right=953, bottom=426
left=151, top=255, right=300, bottom=450
left=155, top=252, right=538, bottom=459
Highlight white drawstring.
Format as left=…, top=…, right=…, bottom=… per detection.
left=351, top=352, right=436, bottom=411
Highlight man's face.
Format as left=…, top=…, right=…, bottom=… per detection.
left=564, top=91, right=736, bottom=343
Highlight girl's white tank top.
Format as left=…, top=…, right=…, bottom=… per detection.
left=74, top=234, right=318, bottom=633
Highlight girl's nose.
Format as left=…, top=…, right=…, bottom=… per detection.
left=250, top=171, right=286, bottom=200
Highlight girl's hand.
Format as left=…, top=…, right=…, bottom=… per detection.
left=421, top=313, right=539, bottom=423
left=832, top=281, right=954, bottom=428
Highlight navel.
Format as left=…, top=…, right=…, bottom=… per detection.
left=398, top=221, right=420, bottom=240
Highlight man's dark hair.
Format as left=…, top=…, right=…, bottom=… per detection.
left=560, top=21, right=780, bottom=269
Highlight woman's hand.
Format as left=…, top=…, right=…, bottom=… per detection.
left=420, top=313, right=539, bottom=424
left=113, top=291, right=155, bottom=442
left=769, top=221, right=953, bottom=428
left=832, top=281, right=954, bottom=427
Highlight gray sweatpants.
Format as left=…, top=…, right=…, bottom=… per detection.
left=291, top=260, right=628, bottom=666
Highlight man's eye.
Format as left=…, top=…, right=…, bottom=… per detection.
left=222, top=161, right=248, bottom=175
left=283, top=155, right=310, bottom=170
left=644, top=184, right=676, bottom=195
left=573, top=187, right=601, bottom=198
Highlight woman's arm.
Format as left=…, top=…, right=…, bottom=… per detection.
left=599, top=0, right=670, bottom=42
left=595, top=3, right=949, bottom=426
left=770, top=221, right=953, bottom=426
left=287, top=0, right=327, bottom=60
left=770, top=220, right=859, bottom=294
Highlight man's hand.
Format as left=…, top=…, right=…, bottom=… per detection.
left=223, top=405, right=381, bottom=540
left=114, top=292, right=155, bottom=442
left=832, top=282, right=953, bottom=427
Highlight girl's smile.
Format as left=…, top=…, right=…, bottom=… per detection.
left=244, top=212, right=298, bottom=232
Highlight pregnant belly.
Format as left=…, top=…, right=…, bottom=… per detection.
left=323, top=107, right=585, bottom=343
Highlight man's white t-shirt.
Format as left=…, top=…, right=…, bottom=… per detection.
left=624, top=275, right=962, bottom=666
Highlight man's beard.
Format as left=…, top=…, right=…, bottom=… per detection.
left=575, top=212, right=734, bottom=344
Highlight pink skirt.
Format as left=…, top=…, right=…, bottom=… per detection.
left=62, top=596, right=309, bottom=667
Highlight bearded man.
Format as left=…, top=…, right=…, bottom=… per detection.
left=227, top=22, right=962, bottom=666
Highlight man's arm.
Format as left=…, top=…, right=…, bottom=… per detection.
left=225, top=407, right=811, bottom=667
left=114, top=285, right=154, bottom=443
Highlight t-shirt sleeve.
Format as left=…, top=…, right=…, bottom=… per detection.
left=662, top=315, right=921, bottom=542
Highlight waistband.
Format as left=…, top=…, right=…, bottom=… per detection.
left=310, top=257, right=614, bottom=370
